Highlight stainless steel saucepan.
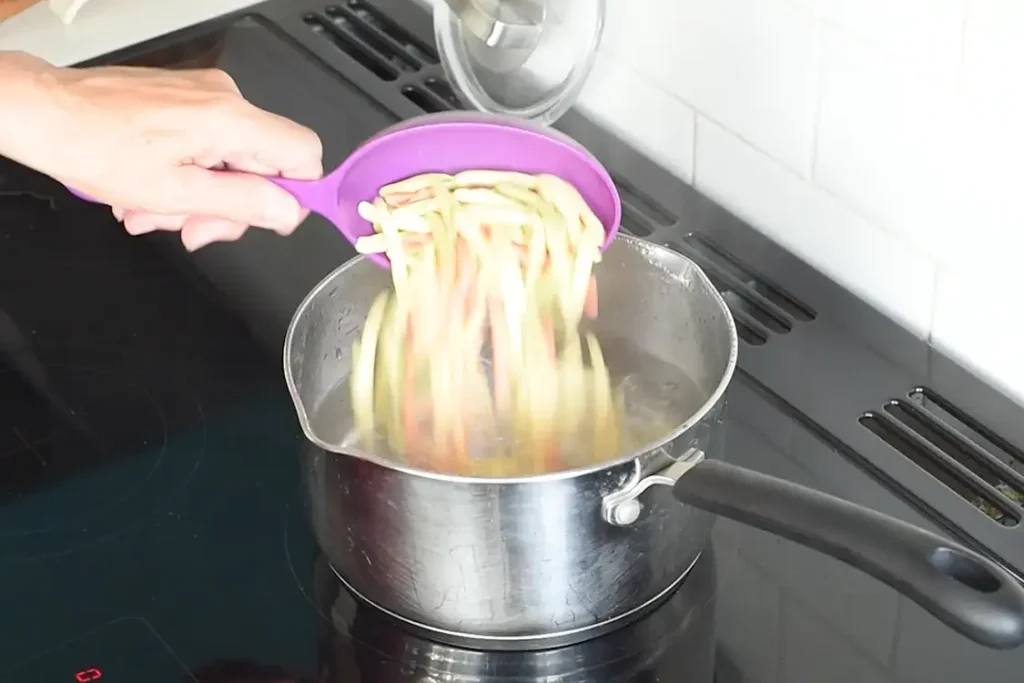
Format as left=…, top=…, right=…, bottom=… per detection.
left=284, top=233, right=1024, bottom=651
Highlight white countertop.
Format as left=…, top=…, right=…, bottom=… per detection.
left=0, top=0, right=263, bottom=66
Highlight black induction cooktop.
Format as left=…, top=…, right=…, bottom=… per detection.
left=2, top=1, right=1023, bottom=682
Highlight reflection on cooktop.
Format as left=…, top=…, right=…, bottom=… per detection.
left=280, top=493, right=716, bottom=683
left=189, top=659, right=302, bottom=683
left=0, top=151, right=306, bottom=666
left=0, top=170, right=280, bottom=562
left=4, top=617, right=305, bottom=683
left=4, top=618, right=192, bottom=683
left=0, top=350, right=168, bottom=497
left=316, top=551, right=716, bottom=683
left=0, top=356, right=204, bottom=560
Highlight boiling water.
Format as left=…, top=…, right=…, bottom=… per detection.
left=309, top=334, right=708, bottom=477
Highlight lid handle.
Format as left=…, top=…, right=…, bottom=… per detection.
left=440, top=0, right=545, bottom=49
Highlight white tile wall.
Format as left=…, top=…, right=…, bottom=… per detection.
left=571, top=0, right=1024, bottom=405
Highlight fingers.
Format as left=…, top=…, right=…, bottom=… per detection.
left=50, top=65, right=324, bottom=241
left=226, top=109, right=324, bottom=181
left=119, top=210, right=249, bottom=251
left=122, top=211, right=187, bottom=234
left=180, top=216, right=248, bottom=251
left=166, top=166, right=308, bottom=234
left=198, top=79, right=322, bottom=181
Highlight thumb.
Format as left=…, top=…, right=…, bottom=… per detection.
left=169, top=166, right=305, bottom=233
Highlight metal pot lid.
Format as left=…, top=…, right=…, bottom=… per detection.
left=432, top=0, right=606, bottom=126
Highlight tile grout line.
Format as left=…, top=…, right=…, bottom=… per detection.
left=926, top=268, right=941, bottom=348
left=959, top=0, right=969, bottom=66
left=695, top=115, right=938, bottom=269
left=690, top=114, right=701, bottom=187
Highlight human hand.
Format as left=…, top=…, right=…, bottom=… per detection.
left=0, top=53, right=323, bottom=251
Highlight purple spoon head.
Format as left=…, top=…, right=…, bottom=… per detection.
left=331, top=117, right=622, bottom=269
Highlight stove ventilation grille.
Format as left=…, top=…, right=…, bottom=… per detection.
left=402, top=78, right=460, bottom=112
left=304, top=1, right=438, bottom=82
left=860, top=387, right=1024, bottom=527
left=668, top=234, right=816, bottom=346
left=614, top=178, right=672, bottom=239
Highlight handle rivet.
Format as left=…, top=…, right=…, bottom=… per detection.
left=612, top=501, right=641, bottom=526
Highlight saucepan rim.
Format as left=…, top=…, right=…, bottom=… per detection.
left=283, top=233, right=739, bottom=484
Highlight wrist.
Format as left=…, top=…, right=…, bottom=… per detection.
left=0, top=52, right=67, bottom=170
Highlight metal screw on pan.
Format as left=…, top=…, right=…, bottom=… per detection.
left=602, top=449, right=706, bottom=527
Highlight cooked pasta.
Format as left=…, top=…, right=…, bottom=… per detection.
left=349, top=170, right=623, bottom=476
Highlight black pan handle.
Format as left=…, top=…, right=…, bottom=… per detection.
left=673, top=459, right=1024, bottom=649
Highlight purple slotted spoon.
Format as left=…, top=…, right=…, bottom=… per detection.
left=68, top=112, right=622, bottom=268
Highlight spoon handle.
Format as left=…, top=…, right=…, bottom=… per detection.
left=66, top=187, right=95, bottom=202
left=265, top=176, right=337, bottom=218
left=65, top=175, right=335, bottom=218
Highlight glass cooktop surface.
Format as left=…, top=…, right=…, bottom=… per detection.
left=0, top=10, right=1021, bottom=683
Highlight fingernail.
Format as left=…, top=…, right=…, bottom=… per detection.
left=124, top=213, right=187, bottom=235
left=124, top=215, right=158, bottom=235
left=182, top=231, right=216, bottom=252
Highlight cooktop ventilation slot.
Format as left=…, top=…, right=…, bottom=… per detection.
left=332, top=1, right=439, bottom=64
left=422, top=77, right=462, bottom=109
left=860, top=388, right=1024, bottom=527
left=401, top=73, right=461, bottom=111
left=401, top=85, right=448, bottom=112
left=667, top=234, right=816, bottom=347
left=305, top=1, right=438, bottom=81
left=616, top=180, right=674, bottom=228
left=612, top=178, right=672, bottom=239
